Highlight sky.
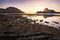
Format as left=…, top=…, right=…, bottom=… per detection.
left=0, top=0, right=60, bottom=13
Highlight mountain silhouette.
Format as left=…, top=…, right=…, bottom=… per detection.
left=0, top=7, right=24, bottom=13
left=37, top=8, right=60, bottom=13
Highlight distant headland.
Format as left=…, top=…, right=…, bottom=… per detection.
left=37, top=8, right=60, bottom=13
left=0, top=7, right=60, bottom=13
left=0, top=7, right=24, bottom=13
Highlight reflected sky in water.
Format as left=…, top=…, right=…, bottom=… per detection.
left=22, top=14, right=60, bottom=29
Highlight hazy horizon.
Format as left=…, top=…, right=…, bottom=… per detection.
left=0, top=0, right=60, bottom=13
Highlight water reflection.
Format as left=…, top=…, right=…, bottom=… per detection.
left=22, top=15, right=60, bottom=29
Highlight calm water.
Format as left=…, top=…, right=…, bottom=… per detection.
left=0, top=13, right=60, bottom=29
left=22, top=13, right=60, bottom=29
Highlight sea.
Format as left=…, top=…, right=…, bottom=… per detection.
left=0, top=13, right=60, bottom=29
left=22, top=13, right=60, bottom=29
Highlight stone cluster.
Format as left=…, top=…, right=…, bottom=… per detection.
left=0, top=14, right=60, bottom=40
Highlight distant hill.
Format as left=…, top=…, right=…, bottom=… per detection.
left=0, top=7, right=24, bottom=13
left=37, top=8, right=60, bottom=13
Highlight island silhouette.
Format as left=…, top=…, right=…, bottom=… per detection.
left=37, top=8, right=60, bottom=13
left=0, top=7, right=24, bottom=13
left=0, top=7, right=60, bottom=13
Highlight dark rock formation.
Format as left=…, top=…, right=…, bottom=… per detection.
left=0, top=7, right=24, bottom=13
left=48, top=10, right=55, bottom=13
left=37, top=8, right=59, bottom=13
left=43, top=8, right=55, bottom=13
left=37, top=11, right=41, bottom=13
left=0, top=14, right=60, bottom=40
left=45, top=21, right=49, bottom=24
left=0, top=8, right=5, bottom=13
left=53, top=21, right=59, bottom=24
left=43, top=8, right=49, bottom=12
left=40, top=20, right=43, bottom=22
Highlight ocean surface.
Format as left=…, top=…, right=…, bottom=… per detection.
left=22, top=13, right=60, bottom=29
left=0, top=13, right=60, bottom=29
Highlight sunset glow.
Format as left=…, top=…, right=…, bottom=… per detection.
left=0, top=0, right=60, bottom=13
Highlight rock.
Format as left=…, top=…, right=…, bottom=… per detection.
left=36, top=8, right=58, bottom=13
left=0, top=8, right=5, bottom=13
left=45, top=21, right=49, bottom=24
left=0, top=14, right=60, bottom=40
left=53, top=21, right=59, bottom=24
left=40, top=20, right=43, bottom=22
left=0, top=7, right=24, bottom=13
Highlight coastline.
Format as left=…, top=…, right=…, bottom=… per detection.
left=0, top=14, right=60, bottom=40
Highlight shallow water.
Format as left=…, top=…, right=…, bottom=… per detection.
left=0, top=13, right=60, bottom=29
left=22, top=13, right=60, bottom=29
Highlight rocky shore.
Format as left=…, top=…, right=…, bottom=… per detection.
left=0, top=14, right=60, bottom=40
